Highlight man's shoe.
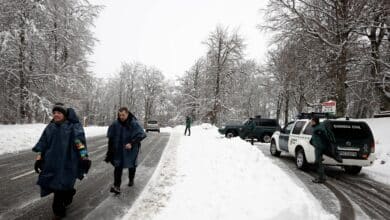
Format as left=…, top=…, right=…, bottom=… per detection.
left=128, top=180, right=134, bottom=187
left=110, top=186, right=121, bottom=194
left=312, top=178, right=326, bottom=184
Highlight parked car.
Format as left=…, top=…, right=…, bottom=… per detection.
left=145, top=120, right=160, bottom=133
left=270, top=113, right=376, bottom=174
left=218, top=116, right=281, bottom=143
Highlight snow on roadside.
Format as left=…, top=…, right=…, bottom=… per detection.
left=359, top=118, right=390, bottom=185
left=123, top=124, right=335, bottom=220
left=0, top=123, right=107, bottom=155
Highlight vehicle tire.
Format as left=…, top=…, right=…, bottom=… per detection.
left=225, top=131, right=236, bottom=138
left=146, top=130, right=149, bottom=133
left=344, top=166, right=362, bottom=175
left=270, top=140, right=281, bottom=157
left=262, top=134, right=271, bottom=143
left=295, top=148, right=308, bottom=170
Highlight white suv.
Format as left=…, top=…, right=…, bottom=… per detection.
left=145, top=120, right=160, bottom=133
left=270, top=117, right=376, bottom=174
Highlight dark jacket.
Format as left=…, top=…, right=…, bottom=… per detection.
left=32, top=108, right=87, bottom=197
left=185, top=117, right=192, bottom=127
left=106, top=116, right=146, bottom=168
left=310, top=123, right=329, bottom=150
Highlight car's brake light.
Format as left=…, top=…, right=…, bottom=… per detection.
left=371, top=142, right=375, bottom=153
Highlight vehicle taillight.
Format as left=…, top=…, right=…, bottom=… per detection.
left=371, top=142, right=375, bottom=153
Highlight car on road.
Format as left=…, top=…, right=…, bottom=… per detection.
left=145, top=120, right=160, bottom=133
left=218, top=116, right=281, bottom=143
left=270, top=113, right=376, bottom=174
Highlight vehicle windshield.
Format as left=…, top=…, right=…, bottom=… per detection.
left=148, top=120, right=158, bottom=124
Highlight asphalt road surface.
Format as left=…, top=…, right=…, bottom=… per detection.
left=0, top=132, right=170, bottom=220
left=256, top=143, right=390, bottom=220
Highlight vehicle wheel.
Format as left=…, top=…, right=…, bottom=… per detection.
left=295, top=148, right=308, bottom=170
left=270, top=140, right=281, bottom=157
left=225, top=131, right=236, bottom=138
left=263, top=134, right=271, bottom=143
left=146, top=130, right=149, bottom=133
left=344, top=166, right=362, bottom=175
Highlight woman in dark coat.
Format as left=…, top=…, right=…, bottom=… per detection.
left=105, top=107, right=146, bottom=194
left=32, top=103, right=91, bottom=218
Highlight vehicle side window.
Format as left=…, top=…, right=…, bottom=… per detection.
left=292, top=121, right=306, bottom=134
left=303, top=123, right=313, bottom=135
left=284, top=122, right=295, bottom=134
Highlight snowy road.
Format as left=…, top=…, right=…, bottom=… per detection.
left=0, top=132, right=170, bottom=220
left=256, top=143, right=390, bottom=220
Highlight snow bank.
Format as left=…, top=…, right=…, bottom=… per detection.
left=124, top=124, right=335, bottom=220
left=0, top=123, right=107, bottom=155
left=359, top=118, right=390, bottom=184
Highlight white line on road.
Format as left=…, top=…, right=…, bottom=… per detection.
left=98, top=145, right=106, bottom=149
left=89, top=145, right=107, bottom=155
left=10, top=170, right=35, bottom=180
left=0, top=163, right=9, bottom=168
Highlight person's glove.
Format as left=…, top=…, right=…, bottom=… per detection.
left=79, top=158, right=91, bottom=174
left=34, top=159, right=44, bottom=174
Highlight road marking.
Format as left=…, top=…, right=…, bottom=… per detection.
left=10, top=170, right=35, bottom=180
left=98, top=145, right=106, bottom=149
left=89, top=145, right=106, bottom=155
left=0, top=163, right=9, bottom=168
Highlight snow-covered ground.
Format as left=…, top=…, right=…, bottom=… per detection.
left=0, top=123, right=107, bottom=155
left=124, top=124, right=335, bottom=220
left=360, top=118, right=390, bottom=184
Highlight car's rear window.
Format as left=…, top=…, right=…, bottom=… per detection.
left=328, top=122, right=371, bottom=139
left=257, top=119, right=278, bottom=127
left=148, top=120, right=158, bottom=124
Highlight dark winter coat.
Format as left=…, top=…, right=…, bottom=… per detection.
left=106, top=116, right=146, bottom=168
left=310, top=123, right=329, bottom=150
left=32, top=108, right=87, bottom=197
left=185, top=117, right=192, bottom=128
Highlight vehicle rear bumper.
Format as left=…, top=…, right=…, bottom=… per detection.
left=323, top=154, right=376, bottom=167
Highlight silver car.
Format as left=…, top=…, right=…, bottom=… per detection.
left=145, top=120, right=160, bottom=133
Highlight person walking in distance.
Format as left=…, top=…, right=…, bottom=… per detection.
left=105, top=107, right=146, bottom=194
left=184, top=116, right=192, bottom=136
left=33, top=103, right=91, bottom=218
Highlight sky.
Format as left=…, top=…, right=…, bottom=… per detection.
left=88, top=0, right=270, bottom=80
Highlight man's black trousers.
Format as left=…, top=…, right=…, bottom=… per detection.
left=52, top=189, right=76, bottom=217
left=114, top=166, right=136, bottom=187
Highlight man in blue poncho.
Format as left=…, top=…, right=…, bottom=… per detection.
left=32, top=103, right=91, bottom=218
left=104, top=107, right=146, bottom=194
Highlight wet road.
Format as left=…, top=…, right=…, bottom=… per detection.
left=0, top=132, right=170, bottom=220
left=256, top=143, right=390, bottom=220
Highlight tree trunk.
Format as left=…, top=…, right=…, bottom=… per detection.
left=284, top=91, right=289, bottom=125
left=18, top=16, right=28, bottom=124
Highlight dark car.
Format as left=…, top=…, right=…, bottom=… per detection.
left=218, top=117, right=280, bottom=143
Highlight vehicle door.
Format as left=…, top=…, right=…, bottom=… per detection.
left=289, top=121, right=307, bottom=150
left=279, top=122, right=295, bottom=151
